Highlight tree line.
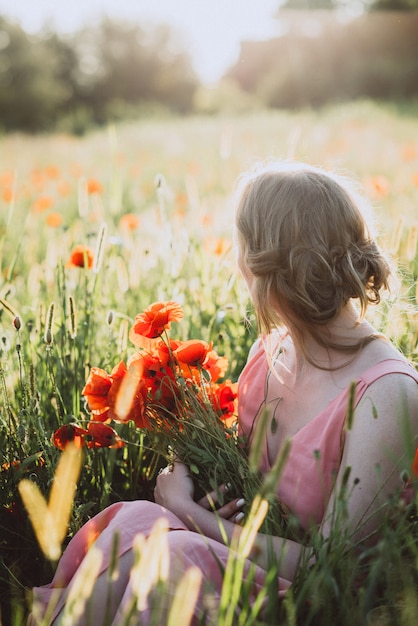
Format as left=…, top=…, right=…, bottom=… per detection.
left=281, top=0, right=418, bottom=8
left=1, top=1, right=418, bottom=134
left=0, top=16, right=199, bottom=133
left=227, top=9, right=418, bottom=109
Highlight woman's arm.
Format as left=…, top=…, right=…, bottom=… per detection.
left=154, top=462, right=307, bottom=580
left=154, top=462, right=243, bottom=544
left=321, top=372, right=418, bottom=543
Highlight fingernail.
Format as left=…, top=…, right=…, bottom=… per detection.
left=236, top=498, right=245, bottom=508
left=235, top=512, right=245, bottom=522
left=225, top=482, right=232, bottom=492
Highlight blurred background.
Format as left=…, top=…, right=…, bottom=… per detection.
left=0, top=0, right=417, bottom=134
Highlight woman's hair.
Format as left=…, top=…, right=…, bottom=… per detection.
left=234, top=160, right=391, bottom=360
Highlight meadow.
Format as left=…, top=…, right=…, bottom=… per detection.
left=0, top=100, right=417, bottom=625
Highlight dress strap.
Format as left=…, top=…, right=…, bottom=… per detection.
left=358, top=358, right=418, bottom=386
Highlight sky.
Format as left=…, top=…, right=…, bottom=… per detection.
left=0, top=0, right=283, bottom=83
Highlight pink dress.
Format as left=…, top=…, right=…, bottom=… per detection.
left=29, top=352, right=418, bottom=625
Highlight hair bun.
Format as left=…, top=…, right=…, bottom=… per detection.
left=234, top=161, right=392, bottom=345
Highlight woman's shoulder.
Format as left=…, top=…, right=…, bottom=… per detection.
left=354, top=347, right=418, bottom=430
left=361, top=365, right=418, bottom=403
left=245, top=328, right=287, bottom=362
left=346, top=343, right=417, bottom=451
left=360, top=337, right=416, bottom=369
left=353, top=332, right=414, bottom=374
left=247, top=337, right=263, bottom=361
left=335, top=337, right=418, bottom=417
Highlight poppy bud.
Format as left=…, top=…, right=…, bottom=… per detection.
left=106, top=310, right=114, bottom=326
left=400, top=469, right=409, bottom=484
left=13, top=316, right=22, bottom=331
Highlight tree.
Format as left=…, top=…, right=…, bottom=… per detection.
left=281, top=0, right=336, bottom=8
left=227, top=9, right=418, bottom=107
left=370, top=0, right=418, bottom=9
left=0, top=15, right=199, bottom=132
left=71, top=18, right=198, bottom=123
left=0, top=18, right=77, bottom=131
left=280, top=0, right=418, bottom=8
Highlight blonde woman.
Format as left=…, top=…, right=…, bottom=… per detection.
left=157, top=161, right=417, bottom=580
left=30, top=162, right=418, bottom=625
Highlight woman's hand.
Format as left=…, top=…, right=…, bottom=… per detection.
left=153, top=461, right=194, bottom=513
left=197, top=485, right=245, bottom=525
left=154, top=463, right=245, bottom=526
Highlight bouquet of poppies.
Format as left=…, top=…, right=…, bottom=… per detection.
left=69, top=301, right=299, bottom=537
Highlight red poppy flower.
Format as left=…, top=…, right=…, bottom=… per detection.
left=119, top=213, right=140, bottom=231
left=107, top=361, right=149, bottom=429
left=52, top=423, right=88, bottom=450
left=2, top=187, right=13, bottom=203
left=44, top=165, right=60, bottom=179
left=130, top=301, right=184, bottom=339
left=173, top=340, right=212, bottom=367
left=32, top=195, right=53, bottom=213
left=203, top=350, right=228, bottom=383
left=86, top=422, right=124, bottom=449
left=1, top=455, right=45, bottom=473
left=204, top=237, right=230, bottom=257
left=128, top=352, right=177, bottom=413
left=83, top=361, right=149, bottom=428
left=365, top=175, right=390, bottom=200
left=82, top=367, right=113, bottom=419
left=87, top=178, right=103, bottom=195
left=128, top=351, right=162, bottom=377
left=155, top=338, right=181, bottom=365
left=46, top=212, right=63, bottom=228
left=110, top=360, right=129, bottom=383
left=66, top=245, right=94, bottom=269
left=210, top=381, right=238, bottom=420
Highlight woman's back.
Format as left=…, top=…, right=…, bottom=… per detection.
left=238, top=329, right=418, bottom=530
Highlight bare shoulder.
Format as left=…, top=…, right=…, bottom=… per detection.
left=354, top=336, right=418, bottom=423
left=324, top=356, right=417, bottom=539
left=358, top=368, right=418, bottom=414
left=246, top=328, right=287, bottom=362
left=247, top=337, right=262, bottom=361
left=348, top=370, right=418, bottom=465
left=355, top=369, right=418, bottom=426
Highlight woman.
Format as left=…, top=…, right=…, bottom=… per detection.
left=29, top=162, right=418, bottom=625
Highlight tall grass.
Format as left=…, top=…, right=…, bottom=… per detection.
left=0, top=101, right=417, bottom=625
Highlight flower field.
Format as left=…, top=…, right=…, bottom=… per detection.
left=1, top=101, right=418, bottom=625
